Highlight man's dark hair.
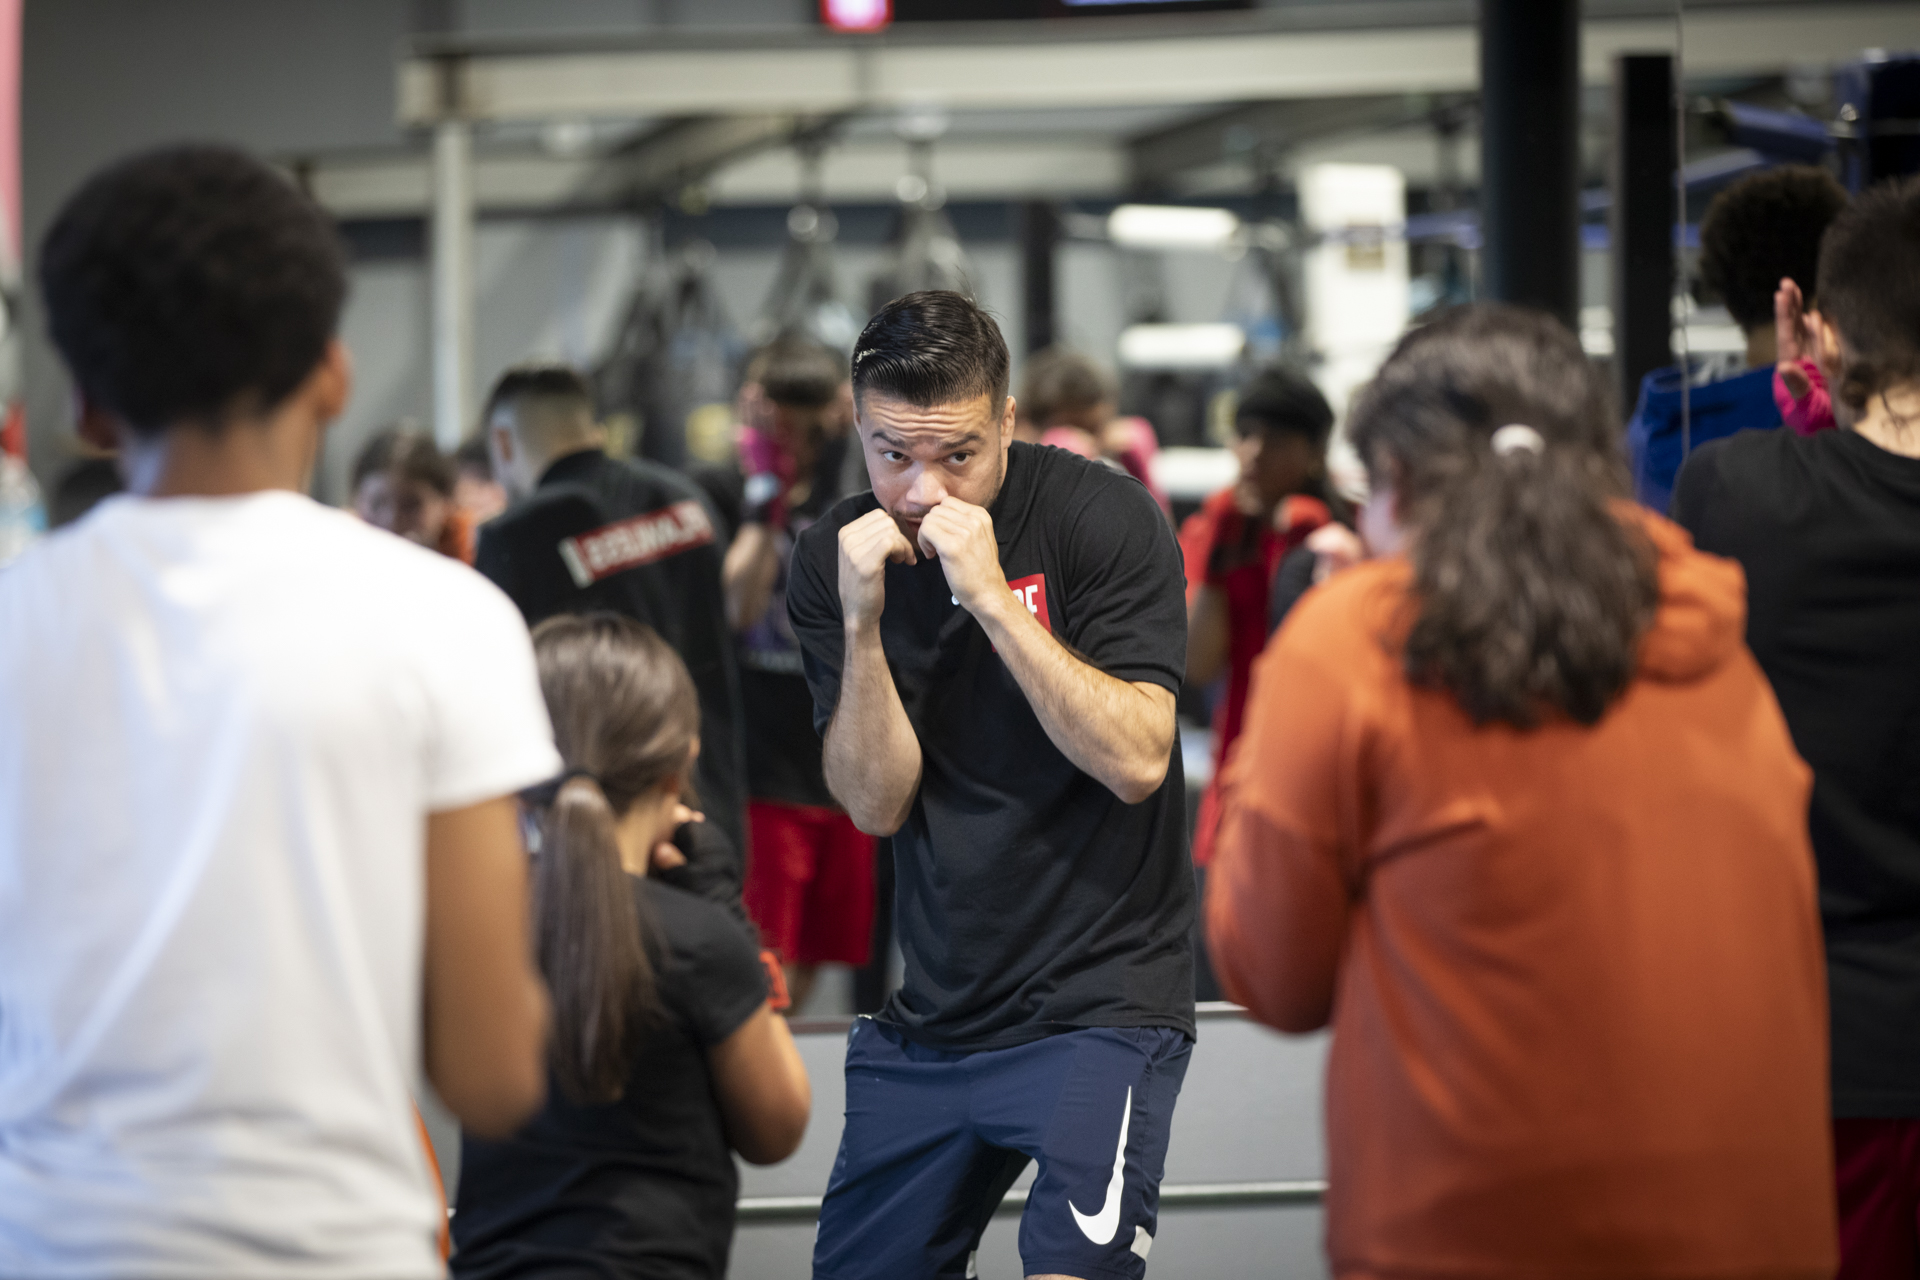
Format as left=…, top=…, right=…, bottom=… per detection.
left=1235, top=364, right=1334, bottom=447
left=482, top=363, right=595, bottom=423
left=1021, top=348, right=1115, bottom=426
left=851, top=291, right=1009, bottom=412
left=1698, top=165, right=1849, bottom=332
left=39, top=145, right=347, bottom=437
left=752, top=336, right=845, bottom=409
left=351, top=426, right=455, bottom=498
left=1817, top=174, right=1920, bottom=416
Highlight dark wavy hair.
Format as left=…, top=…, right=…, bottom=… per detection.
left=39, top=145, right=346, bottom=436
left=528, top=613, right=699, bottom=1104
left=1697, top=165, right=1848, bottom=331
left=851, top=290, right=1009, bottom=412
left=1816, top=174, right=1920, bottom=418
left=1348, top=304, right=1658, bottom=728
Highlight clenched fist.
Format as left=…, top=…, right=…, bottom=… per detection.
left=838, top=508, right=918, bottom=631
left=916, top=497, right=1010, bottom=621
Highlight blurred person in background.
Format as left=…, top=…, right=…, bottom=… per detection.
left=454, top=613, right=809, bottom=1280
left=1673, top=176, right=1920, bottom=1280
left=723, top=337, right=874, bottom=1013
left=1626, top=165, right=1848, bottom=512
left=0, top=145, right=555, bottom=1278
left=1018, top=345, right=1170, bottom=512
left=1210, top=303, right=1836, bottom=1280
left=478, top=363, right=750, bottom=861
left=455, top=433, right=509, bottom=525
left=1180, top=365, right=1343, bottom=873
left=351, top=424, right=474, bottom=563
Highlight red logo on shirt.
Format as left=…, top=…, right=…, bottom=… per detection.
left=557, top=500, right=715, bottom=587
left=1007, top=572, right=1051, bottom=633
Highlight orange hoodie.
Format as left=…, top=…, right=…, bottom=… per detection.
left=1207, top=512, right=1836, bottom=1280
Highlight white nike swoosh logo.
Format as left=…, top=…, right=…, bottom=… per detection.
left=1070, top=1086, right=1132, bottom=1246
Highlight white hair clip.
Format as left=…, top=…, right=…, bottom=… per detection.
left=1490, top=424, right=1546, bottom=457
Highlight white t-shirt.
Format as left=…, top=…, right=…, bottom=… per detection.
left=0, top=491, right=562, bottom=1278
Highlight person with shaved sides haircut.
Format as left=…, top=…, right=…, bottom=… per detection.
left=788, top=291, right=1194, bottom=1280
left=478, top=363, right=749, bottom=862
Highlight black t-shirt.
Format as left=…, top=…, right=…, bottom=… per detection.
left=740, top=433, right=854, bottom=809
left=476, top=449, right=747, bottom=855
left=787, top=441, right=1196, bottom=1050
left=451, top=878, right=768, bottom=1280
left=1674, top=427, right=1920, bottom=1117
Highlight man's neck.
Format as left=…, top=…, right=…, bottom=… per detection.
left=118, top=408, right=323, bottom=498
left=516, top=437, right=604, bottom=494
left=1853, top=384, right=1920, bottom=460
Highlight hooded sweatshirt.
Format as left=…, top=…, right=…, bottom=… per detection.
left=1206, top=511, right=1836, bottom=1280
left=1626, top=356, right=1781, bottom=513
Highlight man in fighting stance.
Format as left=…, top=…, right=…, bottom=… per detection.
left=788, top=291, right=1194, bottom=1280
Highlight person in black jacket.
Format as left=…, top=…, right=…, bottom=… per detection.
left=477, top=364, right=749, bottom=857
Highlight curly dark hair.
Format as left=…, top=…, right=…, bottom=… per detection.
left=1697, top=165, right=1848, bottom=331
left=1816, top=174, right=1920, bottom=417
left=1348, top=304, right=1658, bottom=729
left=38, top=145, right=347, bottom=437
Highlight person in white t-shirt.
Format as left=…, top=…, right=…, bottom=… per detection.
left=0, top=144, right=559, bottom=1278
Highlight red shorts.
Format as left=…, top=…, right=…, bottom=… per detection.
left=1837, top=1118, right=1920, bottom=1279
left=744, top=799, right=876, bottom=968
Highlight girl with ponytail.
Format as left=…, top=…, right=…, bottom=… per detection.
left=453, top=613, right=810, bottom=1280
left=1208, top=304, right=1836, bottom=1278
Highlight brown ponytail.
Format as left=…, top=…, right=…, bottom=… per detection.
left=528, top=613, right=701, bottom=1104
left=1348, top=304, right=1658, bottom=728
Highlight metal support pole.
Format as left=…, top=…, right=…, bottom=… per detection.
left=1611, top=54, right=1676, bottom=411
left=430, top=65, right=474, bottom=451
left=1019, top=200, right=1059, bottom=355
left=1480, top=0, right=1581, bottom=330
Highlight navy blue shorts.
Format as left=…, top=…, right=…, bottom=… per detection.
left=813, top=1018, right=1193, bottom=1280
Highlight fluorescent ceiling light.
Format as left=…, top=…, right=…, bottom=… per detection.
left=1117, top=323, right=1246, bottom=370
left=1107, top=204, right=1240, bottom=250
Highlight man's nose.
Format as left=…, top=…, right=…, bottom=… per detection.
left=904, top=468, right=948, bottom=509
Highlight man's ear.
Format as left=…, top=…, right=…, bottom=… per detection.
left=309, top=338, right=353, bottom=427
left=1811, top=312, right=1845, bottom=379
left=1001, top=395, right=1017, bottom=448
left=491, top=423, right=515, bottom=466
left=74, top=392, right=121, bottom=453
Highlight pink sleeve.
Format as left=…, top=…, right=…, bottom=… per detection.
left=1774, top=360, right=1836, bottom=437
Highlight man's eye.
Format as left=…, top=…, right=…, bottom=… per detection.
left=948, top=453, right=972, bottom=465
left=881, top=451, right=906, bottom=463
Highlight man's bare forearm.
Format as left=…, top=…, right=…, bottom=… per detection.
left=822, top=622, right=924, bottom=834
left=975, top=600, right=1175, bottom=804
left=722, top=524, right=780, bottom=632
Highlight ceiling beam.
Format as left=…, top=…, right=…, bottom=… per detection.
left=1128, top=94, right=1475, bottom=193
left=396, top=4, right=1920, bottom=125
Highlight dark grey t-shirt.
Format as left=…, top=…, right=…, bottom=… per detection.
left=787, top=441, right=1196, bottom=1050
